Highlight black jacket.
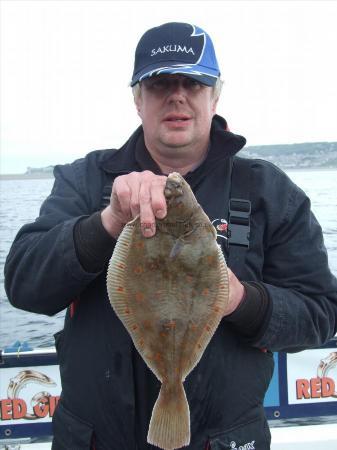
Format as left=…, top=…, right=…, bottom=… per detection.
left=5, top=115, right=337, bottom=450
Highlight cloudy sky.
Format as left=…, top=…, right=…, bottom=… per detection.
left=1, top=0, right=337, bottom=174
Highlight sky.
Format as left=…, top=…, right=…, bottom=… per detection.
left=1, top=0, right=337, bottom=174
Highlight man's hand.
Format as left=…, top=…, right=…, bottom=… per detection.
left=101, top=171, right=167, bottom=239
left=224, top=268, right=245, bottom=316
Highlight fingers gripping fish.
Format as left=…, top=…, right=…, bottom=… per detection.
left=107, top=172, right=229, bottom=450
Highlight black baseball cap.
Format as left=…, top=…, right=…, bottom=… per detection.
left=131, top=22, right=221, bottom=87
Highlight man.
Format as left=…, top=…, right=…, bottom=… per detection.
left=5, top=22, right=337, bottom=450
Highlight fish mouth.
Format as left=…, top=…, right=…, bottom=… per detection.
left=164, top=173, right=184, bottom=199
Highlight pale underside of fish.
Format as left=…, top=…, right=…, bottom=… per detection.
left=107, top=173, right=229, bottom=450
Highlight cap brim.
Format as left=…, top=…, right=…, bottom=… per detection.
left=131, top=62, right=219, bottom=87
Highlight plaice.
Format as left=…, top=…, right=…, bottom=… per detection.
left=107, top=172, right=229, bottom=450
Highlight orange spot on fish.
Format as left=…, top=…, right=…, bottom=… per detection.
left=206, top=325, right=211, bottom=332
left=160, top=332, right=167, bottom=338
left=134, top=266, right=144, bottom=275
left=117, top=286, right=125, bottom=292
left=154, top=353, right=162, bottom=361
left=206, top=255, right=214, bottom=264
left=190, top=323, right=198, bottom=331
left=125, top=308, right=130, bottom=314
left=132, top=324, right=138, bottom=331
left=214, top=306, right=220, bottom=313
left=139, top=339, right=144, bottom=346
left=143, top=320, right=151, bottom=329
left=118, top=263, right=125, bottom=269
left=135, top=292, right=144, bottom=302
left=134, top=241, right=144, bottom=249
left=202, top=288, right=209, bottom=296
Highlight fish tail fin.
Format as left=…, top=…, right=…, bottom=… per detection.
left=147, top=381, right=190, bottom=450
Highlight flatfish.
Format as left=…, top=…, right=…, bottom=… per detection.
left=106, top=172, right=229, bottom=449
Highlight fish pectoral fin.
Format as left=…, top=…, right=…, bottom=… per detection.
left=169, top=225, right=200, bottom=258
left=169, top=239, right=185, bottom=258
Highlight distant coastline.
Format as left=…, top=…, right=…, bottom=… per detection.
left=1, top=141, right=336, bottom=179
left=0, top=173, right=54, bottom=180
left=1, top=167, right=336, bottom=181
left=0, top=165, right=54, bottom=180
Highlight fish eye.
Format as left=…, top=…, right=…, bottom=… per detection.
left=166, top=180, right=182, bottom=192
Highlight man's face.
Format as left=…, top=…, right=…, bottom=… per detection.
left=134, top=74, right=218, bottom=158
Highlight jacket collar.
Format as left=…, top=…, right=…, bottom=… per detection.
left=99, top=114, right=246, bottom=175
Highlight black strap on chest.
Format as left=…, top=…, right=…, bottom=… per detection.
left=227, top=157, right=252, bottom=274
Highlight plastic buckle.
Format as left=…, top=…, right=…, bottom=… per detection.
left=228, top=198, right=251, bottom=247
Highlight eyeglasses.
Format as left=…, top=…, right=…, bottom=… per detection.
left=141, top=76, right=205, bottom=93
